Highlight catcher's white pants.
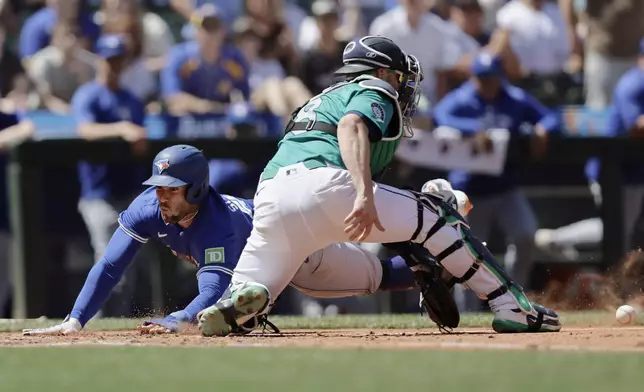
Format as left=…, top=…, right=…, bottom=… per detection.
left=232, top=163, right=513, bottom=310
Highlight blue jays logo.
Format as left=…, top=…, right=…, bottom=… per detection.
left=155, top=159, right=170, bottom=174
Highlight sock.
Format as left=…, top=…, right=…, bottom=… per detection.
left=379, top=256, right=416, bottom=291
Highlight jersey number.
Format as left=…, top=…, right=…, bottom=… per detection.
left=292, top=96, right=323, bottom=134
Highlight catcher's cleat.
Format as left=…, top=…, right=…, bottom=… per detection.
left=198, top=282, right=270, bottom=337
left=492, top=303, right=561, bottom=333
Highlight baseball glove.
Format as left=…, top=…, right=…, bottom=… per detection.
left=383, top=241, right=460, bottom=332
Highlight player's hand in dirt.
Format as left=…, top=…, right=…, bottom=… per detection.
left=344, top=195, right=385, bottom=242
left=137, top=316, right=181, bottom=334
left=22, top=317, right=82, bottom=336
left=137, top=323, right=171, bottom=335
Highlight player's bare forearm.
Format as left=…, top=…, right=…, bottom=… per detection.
left=338, top=114, right=373, bottom=198
left=78, top=122, right=129, bottom=140
left=0, top=120, right=34, bottom=149
left=166, top=93, right=226, bottom=115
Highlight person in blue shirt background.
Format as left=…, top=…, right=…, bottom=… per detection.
left=536, top=37, right=644, bottom=258
left=161, top=4, right=260, bottom=198
left=0, top=111, right=35, bottom=317
left=433, top=52, right=559, bottom=310
left=22, top=144, right=441, bottom=335
left=71, top=33, right=148, bottom=318
left=19, top=0, right=100, bottom=61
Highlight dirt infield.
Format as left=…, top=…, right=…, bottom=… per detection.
left=3, top=327, right=644, bottom=352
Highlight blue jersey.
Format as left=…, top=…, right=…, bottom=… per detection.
left=68, top=187, right=253, bottom=326
left=72, top=81, right=147, bottom=200
left=161, top=41, right=250, bottom=104
left=433, top=80, right=559, bottom=196
left=118, top=187, right=253, bottom=275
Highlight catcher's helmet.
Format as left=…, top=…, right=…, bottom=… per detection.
left=335, top=36, right=424, bottom=130
left=334, top=36, right=410, bottom=76
left=143, top=144, right=209, bottom=204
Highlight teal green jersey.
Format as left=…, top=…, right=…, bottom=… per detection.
left=265, top=76, right=404, bottom=177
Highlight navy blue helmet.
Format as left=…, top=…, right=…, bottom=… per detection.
left=143, top=144, right=210, bottom=204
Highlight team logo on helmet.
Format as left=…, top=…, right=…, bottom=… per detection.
left=343, top=41, right=356, bottom=54
left=155, top=159, right=170, bottom=174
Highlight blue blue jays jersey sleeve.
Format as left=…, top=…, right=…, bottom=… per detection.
left=117, top=188, right=160, bottom=244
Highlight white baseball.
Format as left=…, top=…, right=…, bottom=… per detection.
left=615, top=305, right=637, bottom=324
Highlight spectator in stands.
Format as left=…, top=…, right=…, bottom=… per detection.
left=478, top=0, right=508, bottom=31
left=234, top=17, right=311, bottom=121
left=0, top=110, right=35, bottom=317
left=97, top=0, right=176, bottom=71
left=19, top=0, right=100, bottom=62
left=162, top=5, right=260, bottom=196
left=560, top=0, right=644, bottom=110
left=0, top=0, right=20, bottom=35
left=297, top=0, right=346, bottom=96
left=71, top=34, right=147, bottom=317
left=0, top=6, right=24, bottom=100
left=26, top=23, right=95, bottom=114
left=450, top=0, right=490, bottom=47
left=433, top=53, right=559, bottom=306
left=170, top=0, right=244, bottom=28
left=369, top=0, right=461, bottom=105
left=97, top=0, right=175, bottom=105
left=161, top=5, right=249, bottom=121
left=496, top=0, right=568, bottom=76
left=297, top=0, right=365, bottom=53
left=496, top=0, right=574, bottom=107
left=446, top=1, right=523, bottom=91
left=242, top=0, right=302, bottom=76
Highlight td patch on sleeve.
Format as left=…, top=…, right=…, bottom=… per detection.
left=371, top=103, right=385, bottom=123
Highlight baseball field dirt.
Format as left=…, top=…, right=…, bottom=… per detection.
left=1, top=313, right=644, bottom=392
left=2, top=326, right=644, bottom=352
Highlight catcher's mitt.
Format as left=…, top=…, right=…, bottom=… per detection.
left=383, top=241, right=460, bottom=332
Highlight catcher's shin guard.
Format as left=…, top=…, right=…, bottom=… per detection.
left=408, top=191, right=561, bottom=332
left=383, top=241, right=460, bottom=332
left=408, top=191, right=532, bottom=311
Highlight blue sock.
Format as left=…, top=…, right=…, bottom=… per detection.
left=379, top=255, right=416, bottom=291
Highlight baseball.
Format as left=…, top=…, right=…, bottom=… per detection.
left=615, top=305, right=637, bottom=324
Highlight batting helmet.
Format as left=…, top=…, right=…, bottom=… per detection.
left=142, top=145, right=210, bottom=204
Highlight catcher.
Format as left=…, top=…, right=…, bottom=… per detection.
left=197, top=35, right=562, bottom=337
left=23, top=144, right=466, bottom=336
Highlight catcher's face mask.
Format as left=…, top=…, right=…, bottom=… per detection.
left=397, top=54, right=423, bottom=137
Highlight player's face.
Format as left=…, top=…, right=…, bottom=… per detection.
left=156, top=186, right=192, bottom=223
left=377, top=69, right=402, bottom=91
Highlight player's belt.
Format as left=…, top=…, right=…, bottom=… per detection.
left=260, top=158, right=328, bottom=182
left=285, top=121, right=337, bottom=135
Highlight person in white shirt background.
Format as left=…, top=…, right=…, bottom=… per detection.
left=370, top=0, right=462, bottom=107
left=496, top=0, right=569, bottom=77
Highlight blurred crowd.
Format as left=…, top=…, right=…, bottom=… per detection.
left=1, top=0, right=644, bottom=318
